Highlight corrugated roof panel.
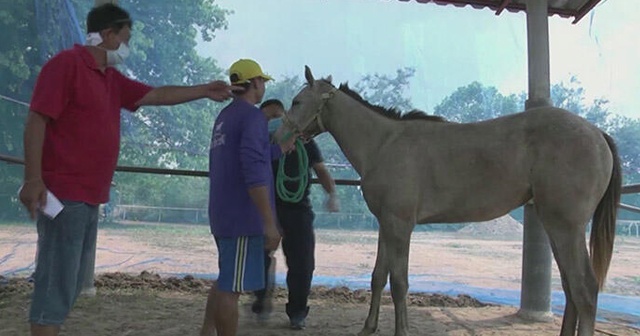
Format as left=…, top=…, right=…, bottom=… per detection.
left=396, top=0, right=602, bottom=23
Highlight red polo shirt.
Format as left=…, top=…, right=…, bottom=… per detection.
left=30, top=45, right=153, bottom=205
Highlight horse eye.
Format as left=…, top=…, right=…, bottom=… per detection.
left=291, top=101, right=300, bottom=106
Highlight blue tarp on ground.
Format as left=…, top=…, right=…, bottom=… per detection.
left=180, top=271, right=640, bottom=328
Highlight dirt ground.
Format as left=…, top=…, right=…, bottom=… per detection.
left=1, top=273, right=638, bottom=336
left=1, top=222, right=640, bottom=335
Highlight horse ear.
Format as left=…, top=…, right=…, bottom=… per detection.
left=326, top=75, right=333, bottom=84
left=304, top=65, right=314, bottom=86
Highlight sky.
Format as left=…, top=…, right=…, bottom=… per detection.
left=197, top=0, right=640, bottom=119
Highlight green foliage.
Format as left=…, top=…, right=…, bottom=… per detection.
left=93, top=0, right=231, bottom=209
left=550, top=76, right=613, bottom=130
left=433, top=81, right=522, bottom=122
left=312, top=68, right=421, bottom=215
left=0, top=1, right=40, bottom=220
left=433, top=76, right=640, bottom=220
left=611, top=118, right=640, bottom=177
left=0, top=0, right=232, bottom=217
left=549, top=77, right=640, bottom=197
left=0, top=0, right=41, bottom=100
left=353, top=67, right=415, bottom=112
left=263, top=69, right=640, bottom=225
left=264, top=75, right=304, bottom=109
left=0, top=1, right=637, bottom=226
left=109, top=1, right=230, bottom=167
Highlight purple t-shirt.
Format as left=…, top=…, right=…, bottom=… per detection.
left=209, top=98, right=281, bottom=237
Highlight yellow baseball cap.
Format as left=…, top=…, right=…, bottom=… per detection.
left=228, top=59, right=273, bottom=84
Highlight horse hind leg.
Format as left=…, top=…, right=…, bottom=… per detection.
left=543, top=220, right=598, bottom=336
left=358, top=229, right=389, bottom=336
left=547, top=237, right=579, bottom=336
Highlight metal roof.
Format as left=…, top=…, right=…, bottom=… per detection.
left=397, top=0, right=602, bottom=23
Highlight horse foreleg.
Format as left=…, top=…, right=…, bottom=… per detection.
left=359, top=220, right=412, bottom=336
left=359, top=235, right=388, bottom=336
left=388, top=230, right=411, bottom=336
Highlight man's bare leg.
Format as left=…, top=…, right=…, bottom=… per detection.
left=215, top=290, right=240, bottom=336
left=200, top=281, right=219, bottom=336
left=31, top=324, right=60, bottom=336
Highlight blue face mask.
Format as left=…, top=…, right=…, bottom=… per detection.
left=268, top=117, right=283, bottom=134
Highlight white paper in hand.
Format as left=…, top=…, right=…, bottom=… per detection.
left=17, top=186, right=64, bottom=219
left=42, top=190, right=64, bottom=219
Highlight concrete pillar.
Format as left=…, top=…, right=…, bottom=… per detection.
left=519, top=203, right=553, bottom=320
left=518, top=0, right=553, bottom=321
left=524, top=0, right=552, bottom=108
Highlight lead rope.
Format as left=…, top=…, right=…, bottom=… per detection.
left=275, top=139, right=309, bottom=202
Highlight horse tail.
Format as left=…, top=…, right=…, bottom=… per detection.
left=590, top=132, right=622, bottom=290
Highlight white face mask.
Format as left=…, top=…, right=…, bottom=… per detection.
left=86, top=32, right=130, bottom=66
left=105, top=43, right=130, bottom=65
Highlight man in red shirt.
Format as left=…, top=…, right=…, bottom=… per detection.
left=18, top=4, right=236, bottom=336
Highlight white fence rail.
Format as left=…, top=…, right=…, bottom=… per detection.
left=111, top=204, right=640, bottom=236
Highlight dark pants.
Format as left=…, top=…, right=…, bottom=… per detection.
left=256, top=206, right=315, bottom=319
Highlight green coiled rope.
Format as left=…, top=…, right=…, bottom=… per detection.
left=276, top=139, right=309, bottom=202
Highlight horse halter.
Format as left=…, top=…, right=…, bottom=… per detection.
left=283, top=87, right=338, bottom=138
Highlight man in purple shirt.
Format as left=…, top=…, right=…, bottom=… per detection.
left=200, top=59, right=295, bottom=336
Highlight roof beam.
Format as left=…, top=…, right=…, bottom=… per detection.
left=496, top=0, right=511, bottom=15
left=573, top=0, right=602, bottom=23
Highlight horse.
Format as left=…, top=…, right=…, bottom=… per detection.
left=277, top=66, right=622, bottom=336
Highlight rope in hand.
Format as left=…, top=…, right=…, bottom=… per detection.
left=276, top=139, right=308, bottom=203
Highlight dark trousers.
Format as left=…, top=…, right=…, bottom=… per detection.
left=256, top=206, right=315, bottom=319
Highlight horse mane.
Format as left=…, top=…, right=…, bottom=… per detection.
left=321, top=80, right=446, bottom=123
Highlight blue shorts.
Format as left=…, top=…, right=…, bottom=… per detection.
left=215, top=235, right=265, bottom=293
left=29, top=200, right=99, bottom=325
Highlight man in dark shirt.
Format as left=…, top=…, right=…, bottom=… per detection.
left=253, top=99, right=339, bottom=330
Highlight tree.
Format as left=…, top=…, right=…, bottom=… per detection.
left=0, top=1, right=44, bottom=220
left=433, top=81, right=522, bottom=122
left=71, top=1, right=232, bottom=209
left=354, top=67, right=415, bottom=112
left=550, top=76, right=612, bottom=130
left=264, top=75, right=304, bottom=109
left=0, top=0, right=233, bottom=218
left=316, top=69, right=424, bottom=216
left=609, top=116, right=640, bottom=219
left=435, top=78, right=640, bottom=220
left=549, top=77, right=639, bottom=179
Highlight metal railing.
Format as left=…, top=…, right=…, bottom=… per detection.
left=1, top=153, right=639, bottom=213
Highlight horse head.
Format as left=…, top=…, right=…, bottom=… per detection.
left=278, top=66, right=336, bottom=141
